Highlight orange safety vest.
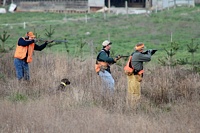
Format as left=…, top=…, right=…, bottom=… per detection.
left=95, top=61, right=109, bottom=73
left=124, top=55, right=144, bottom=76
left=124, top=56, right=134, bottom=75
left=95, top=50, right=110, bottom=73
left=14, top=37, right=35, bottom=63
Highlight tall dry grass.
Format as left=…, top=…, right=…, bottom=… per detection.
left=0, top=51, right=200, bottom=133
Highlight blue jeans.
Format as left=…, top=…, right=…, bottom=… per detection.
left=14, top=58, right=30, bottom=80
left=99, top=70, right=115, bottom=93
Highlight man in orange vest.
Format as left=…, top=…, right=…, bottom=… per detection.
left=127, top=42, right=156, bottom=106
left=95, top=40, right=121, bottom=93
left=14, top=31, right=53, bottom=80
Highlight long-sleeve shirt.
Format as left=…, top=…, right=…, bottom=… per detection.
left=131, top=51, right=151, bottom=71
left=18, top=37, right=47, bottom=51
left=18, top=37, right=48, bottom=62
left=97, top=49, right=116, bottom=73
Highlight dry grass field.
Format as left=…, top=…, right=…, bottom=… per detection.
left=0, top=50, right=200, bottom=133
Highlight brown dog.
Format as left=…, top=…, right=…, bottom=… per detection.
left=48, top=78, right=70, bottom=94
left=57, top=78, right=71, bottom=91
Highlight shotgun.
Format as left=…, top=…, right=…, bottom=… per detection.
left=36, top=38, right=68, bottom=43
left=119, top=49, right=157, bottom=58
left=142, top=49, right=157, bottom=55
left=120, top=55, right=129, bottom=58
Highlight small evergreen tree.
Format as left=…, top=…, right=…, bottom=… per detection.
left=45, top=25, right=55, bottom=40
left=44, top=25, right=56, bottom=48
left=0, top=30, right=10, bottom=52
left=186, top=38, right=199, bottom=71
left=158, top=41, right=179, bottom=66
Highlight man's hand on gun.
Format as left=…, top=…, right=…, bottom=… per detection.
left=148, top=49, right=157, bottom=55
left=33, top=39, right=54, bottom=44
left=45, top=40, right=54, bottom=44
left=143, top=49, right=157, bottom=55
left=114, top=55, right=121, bottom=62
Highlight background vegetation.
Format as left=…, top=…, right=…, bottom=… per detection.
left=1, top=6, right=200, bottom=58
left=0, top=6, right=200, bottom=132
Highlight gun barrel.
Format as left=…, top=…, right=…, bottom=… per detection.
left=53, top=40, right=68, bottom=43
left=36, top=39, right=68, bottom=43
left=120, top=55, right=129, bottom=58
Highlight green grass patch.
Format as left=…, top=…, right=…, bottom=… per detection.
left=8, top=92, right=28, bottom=102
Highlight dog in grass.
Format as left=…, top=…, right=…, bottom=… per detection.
left=57, top=78, right=71, bottom=91
left=48, top=78, right=84, bottom=102
left=49, top=78, right=71, bottom=94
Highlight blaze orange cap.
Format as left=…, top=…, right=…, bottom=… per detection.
left=135, top=43, right=145, bottom=51
left=26, top=31, right=35, bottom=38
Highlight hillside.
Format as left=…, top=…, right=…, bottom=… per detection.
left=0, top=6, right=200, bottom=59
left=0, top=6, right=200, bottom=133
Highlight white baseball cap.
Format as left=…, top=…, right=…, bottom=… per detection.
left=102, top=40, right=112, bottom=46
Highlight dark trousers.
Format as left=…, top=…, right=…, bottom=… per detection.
left=14, top=58, right=30, bottom=80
